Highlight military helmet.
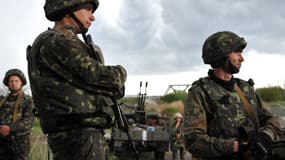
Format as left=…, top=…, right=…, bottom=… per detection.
left=3, top=69, right=27, bottom=86
left=173, top=112, right=183, bottom=119
left=44, top=0, right=99, bottom=21
left=202, top=31, right=247, bottom=64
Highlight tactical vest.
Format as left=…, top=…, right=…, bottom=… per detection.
left=27, top=28, right=115, bottom=133
left=194, top=77, right=259, bottom=138
left=0, top=92, right=24, bottom=123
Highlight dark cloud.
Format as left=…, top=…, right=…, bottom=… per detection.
left=1, top=0, right=285, bottom=78
left=89, top=0, right=285, bottom=75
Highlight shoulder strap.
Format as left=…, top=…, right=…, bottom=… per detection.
left=233, top=83, right=259, bottom=129
left=0, top=97, right=7, bottom=109
left=13, top=91, right=24, bottom=123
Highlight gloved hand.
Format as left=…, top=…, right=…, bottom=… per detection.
left=115, top=85, right=125, bottom=99
left=249, top=132, right=272, bottom=159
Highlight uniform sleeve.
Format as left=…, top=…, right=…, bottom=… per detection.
left=256, top=94, right=282, bottom=140
left=9, top=96, right=35, bottom=134
left=40, top=33, right=126, bottom=92
left=183, top=86, right=235, bottom=158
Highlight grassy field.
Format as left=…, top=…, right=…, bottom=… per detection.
left=29, top=120, right=51, bottom=160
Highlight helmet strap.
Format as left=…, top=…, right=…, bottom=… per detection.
left=68, top=12, right=89, bottom=43
left=222, top=57, right=240, bottom=74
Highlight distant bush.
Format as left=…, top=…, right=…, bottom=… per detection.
left=120, top=97, right=138, bottom=104
left=256, top=86, right=285, bottom=102
left=161, top=91, right=187, bottom=103
left=161, top=106, right=180, bottom=117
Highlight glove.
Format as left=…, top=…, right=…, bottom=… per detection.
left=249, top=132, right=272, bottom=159
left=115, top=85, right=125, bottom=99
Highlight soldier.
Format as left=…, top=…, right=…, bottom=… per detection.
left=171, top=112, right=186, bottom=160
left=27, top=0, right=126, bottom=160
left=0, top=69, right=35, bottom=160
left=183, top=31, right=281, bottom=160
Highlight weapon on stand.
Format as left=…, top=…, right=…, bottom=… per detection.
left=137, top=81, right=148, bottom=111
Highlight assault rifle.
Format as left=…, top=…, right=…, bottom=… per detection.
left=236, top=127, right=271, bottom=160
left=84, top=34, right=139, bottom=160
left=0, top=119, right=26, bottom=160
left=111, top=99, right=140, bottom=160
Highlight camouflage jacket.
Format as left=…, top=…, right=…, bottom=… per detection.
left=0, top=92, right=35, bottom=136
left=27, top=24, right=127, bottom=133
left=184, top=75, right=281, bottom=160
left=170, top=119, right=184, bottom=149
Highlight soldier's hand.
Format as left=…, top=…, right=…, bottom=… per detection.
left=115, top=85, right=125, bottom=99
left=0, top=125, right=10, bottom=136
left=249, top=132, right=272, bottom=158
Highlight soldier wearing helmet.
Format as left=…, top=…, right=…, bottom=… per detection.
left=171, top=112, right=186, bottom=160
left=0, top=69, right=35, bottom=159
left=27, top=0, right=126, bottom=159
left=183, top=31, right=281, bottom=160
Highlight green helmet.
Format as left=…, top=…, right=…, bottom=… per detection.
left=173, top=112, right=183, bottom=119
left=44, top=0, right=99, bottom=21
left=202, top=31, right=247, bottom=65
left=3, top=69, right=27, bottom=86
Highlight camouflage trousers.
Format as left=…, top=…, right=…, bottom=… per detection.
left=0, top=135, right=30, bottom=160
left=48, top=128, right=106, bottom=160
left=171, top=139, right=186, bottom=160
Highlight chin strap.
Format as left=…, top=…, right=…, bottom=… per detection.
left=68, top=12, right=89, bottom=43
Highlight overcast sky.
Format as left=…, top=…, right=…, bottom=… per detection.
left=1, top=0, right=285, bottom=95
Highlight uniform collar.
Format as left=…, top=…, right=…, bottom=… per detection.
left=53, top=24, right=77, bottom=34
left=208, top=69, right=236, bottom=91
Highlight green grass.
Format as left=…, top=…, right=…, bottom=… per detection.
left=29, top=119, right=51, bottom=160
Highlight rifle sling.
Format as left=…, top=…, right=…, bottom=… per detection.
left=233, top=83, right=259, bottom=129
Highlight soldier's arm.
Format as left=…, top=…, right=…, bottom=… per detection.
left=41, top=34, right=126, bottom=92
left=184, top=87, right=235, bottom=158
left=256, top=94, right=282, bottom=141
left=9, top=96, right=35, bottom=133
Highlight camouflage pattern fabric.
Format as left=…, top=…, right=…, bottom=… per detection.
left=48, top=128, right=105, bottom=160
left=0, top=93, right=35, bottom=159
left=27, top=24, right=126, bottom=159
left=202, top=31, right=247, bottom=64
left=27, top=24, right=126, bottom=133
left=183, top=73, right=281, bottom=160
left=44, top=0, right=99, bottom=21
left=170, top=119, right=186, bottom=160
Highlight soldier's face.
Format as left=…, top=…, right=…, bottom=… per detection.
left=8, top=75, right=22, bottom=93
left=228, top=51, right=244, bottom=69
left=73, top=3, right=95, bottom=32
left=222, top=51, right=244, bottom=74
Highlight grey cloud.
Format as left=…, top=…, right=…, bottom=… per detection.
left=91, top=0, right=285, bottom=75
left=1, top=0, right=285, bottom=77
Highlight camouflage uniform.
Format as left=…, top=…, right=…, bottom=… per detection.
left=0, top=69, right=35, bottom=160
left=27, top=0, right=126, bottom=159
left=171, top=113, right=185, bottom=160
left=183, top=31, right=281, bottom=160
